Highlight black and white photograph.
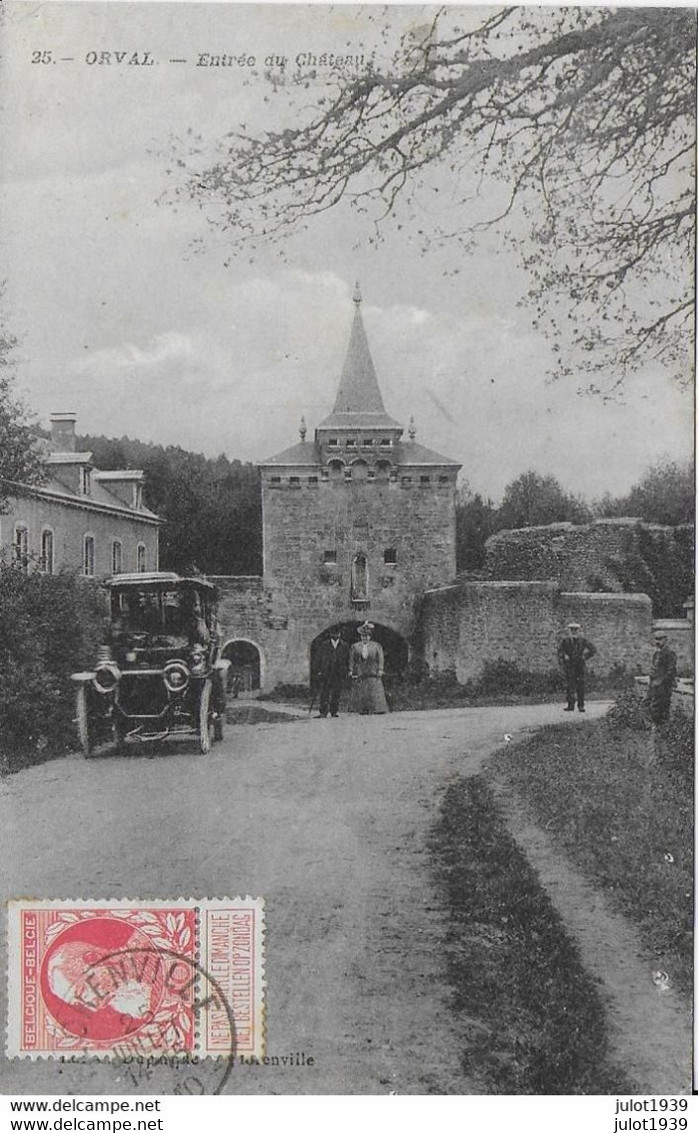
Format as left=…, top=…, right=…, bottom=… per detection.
left=0, top=0, right=694, bottom=1113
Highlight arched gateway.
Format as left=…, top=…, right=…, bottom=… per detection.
left=221, top=638, right=263, bottom=693
left=309, top=622, right=409, bottom=686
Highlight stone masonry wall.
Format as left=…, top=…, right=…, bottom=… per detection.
left=422, top=581, right=652, bottom=684
left=484, top=519, right=693, bottom=607
left=258, top=476, right=457, bottom=684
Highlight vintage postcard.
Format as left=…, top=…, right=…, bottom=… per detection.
left=0, top=1, right=693, bottom=1101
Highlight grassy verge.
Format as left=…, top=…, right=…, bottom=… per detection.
left=429, top=776, right=632, bottom=1093
left=489, top=718, right=693, bottom=998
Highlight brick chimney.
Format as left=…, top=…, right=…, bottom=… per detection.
left=50, top=413, right=77, bottom=453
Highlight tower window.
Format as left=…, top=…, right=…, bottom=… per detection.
left=327, top=439, right=338, bottom=448
left=323, top=550, right=337, bottom=564
left=439, top=475, right=449, bottom=484
left=270, top=476, right=281, bottom=484
left=351, top=553, right=368, bottom=602
left=289, top=476, right=301, bottom=488
left=362, top=438, right=373, bottom=447
left=380, top=438, right=392, bottom=447
left=401, top=476, right=412, bottom=486
left=346, top=438, right=356, bottom=448
left=308, top=476, right=318, bottom=487
left=420, top=475, right=431, bottom=485
left=80, top=467, right=91, bottom=496
left=384, top=548, right=397, bottom=565
left=41, top=529, right=54, bottom=574
left=136, top=543, right=147, bottom=573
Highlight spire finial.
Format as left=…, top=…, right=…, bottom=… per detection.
left=353, top=280, right=362, bottom=305
left=408, top=415, right=416, bottom=442
left=299, top=415, right=307, bottom=442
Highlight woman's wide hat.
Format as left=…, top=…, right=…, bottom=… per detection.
left=358, top=621, right=374, bottom=634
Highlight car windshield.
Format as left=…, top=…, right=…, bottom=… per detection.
left=111, top=586, right=211, bottom=639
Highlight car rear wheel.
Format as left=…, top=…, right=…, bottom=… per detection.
left=198, top=679, right=213, bottom=754
left=76, top=684, right=93, bottom=758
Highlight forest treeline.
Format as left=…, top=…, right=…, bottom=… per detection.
left=78, top=434, right=262, bottom=575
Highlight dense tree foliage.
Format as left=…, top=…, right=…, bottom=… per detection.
left=496, top=470, right=592, bottom=532
left=455, top=486, right=496, bottom=571
left=595, top=461, right=694, bottom=527
left=174, top=7, right=695, bottom=389
left=0, top=296, right=45, bottom=508
left=78, top=434, right=262, bottom=576
left=0, top=562, right=104, bottom=770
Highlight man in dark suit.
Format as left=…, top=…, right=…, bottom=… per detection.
left=315, top=629, right=350, bottom=718
left=646, top=631, right=677, bottom=724
left=558, top=622, right=596, bottom=713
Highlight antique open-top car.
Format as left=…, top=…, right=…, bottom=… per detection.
left=72, top=572, right=229, bottom=755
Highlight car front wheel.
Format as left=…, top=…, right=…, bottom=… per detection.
left=198, top=679, right=213, bottom=755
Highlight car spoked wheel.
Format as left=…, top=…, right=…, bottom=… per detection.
left=75, top=685, right=93, bottom=758
left=198, top=679, right=214, bottom=754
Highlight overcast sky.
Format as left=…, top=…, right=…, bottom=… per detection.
left=1, top=2, right=693, bottom=501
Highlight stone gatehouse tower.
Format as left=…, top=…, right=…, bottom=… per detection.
left=214, top=286, right=460, bottom=689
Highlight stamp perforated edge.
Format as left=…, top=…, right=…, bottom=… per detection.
left=6, top=897, right=265, bottom=1062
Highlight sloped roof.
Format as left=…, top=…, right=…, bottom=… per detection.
left=317, top=290, right=402, bottom=432
left=395, top=441, right=461, bottom=467
left=9, top=475, right=161, bottom=521
left=259, top=441, right=320, bottom=467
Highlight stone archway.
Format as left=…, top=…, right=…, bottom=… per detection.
left=309, top=621, right=409, bottom=687
left=221, top=638, right=264, bottom=694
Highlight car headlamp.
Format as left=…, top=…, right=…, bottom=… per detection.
left=93, top=662, right=121, bottom=695
left=164, top=660, right=190, bottom=694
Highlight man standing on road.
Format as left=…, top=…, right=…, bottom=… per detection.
left=315, top=629, right=350, bottom=718
left=558, top=622, right=596, bottom=713
left=646, top=631, right=677, bottom=725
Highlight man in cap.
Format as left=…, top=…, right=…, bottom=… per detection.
left=558, top=622, right=596, bottom=713
left=646, top=631, right=677, bottom=724
left=314, top=627, right=350, bottom=718
left=349, top=621, right=389, bottom=715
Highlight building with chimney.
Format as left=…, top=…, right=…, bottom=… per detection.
left=214, top=286, right=460, bottom=688
left=0, top=413, right=160, bottom=577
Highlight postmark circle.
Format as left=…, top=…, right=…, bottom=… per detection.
left=95, top=945, right=237, bottom=1095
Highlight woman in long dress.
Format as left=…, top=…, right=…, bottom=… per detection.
left=349, top=621, right=388, bottom=714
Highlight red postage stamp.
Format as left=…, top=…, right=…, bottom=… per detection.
left=7, top=898, right=264, bottom=1060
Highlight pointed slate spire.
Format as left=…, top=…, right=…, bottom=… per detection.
left=331, top=282, right=387, bottom=416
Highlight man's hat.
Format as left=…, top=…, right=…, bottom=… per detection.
left=567, top=622, right=581, bottom=629
left=358, top=620, right=374, bottom=634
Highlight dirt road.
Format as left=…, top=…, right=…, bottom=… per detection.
left=0, top=703, right=607, bottom=1095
